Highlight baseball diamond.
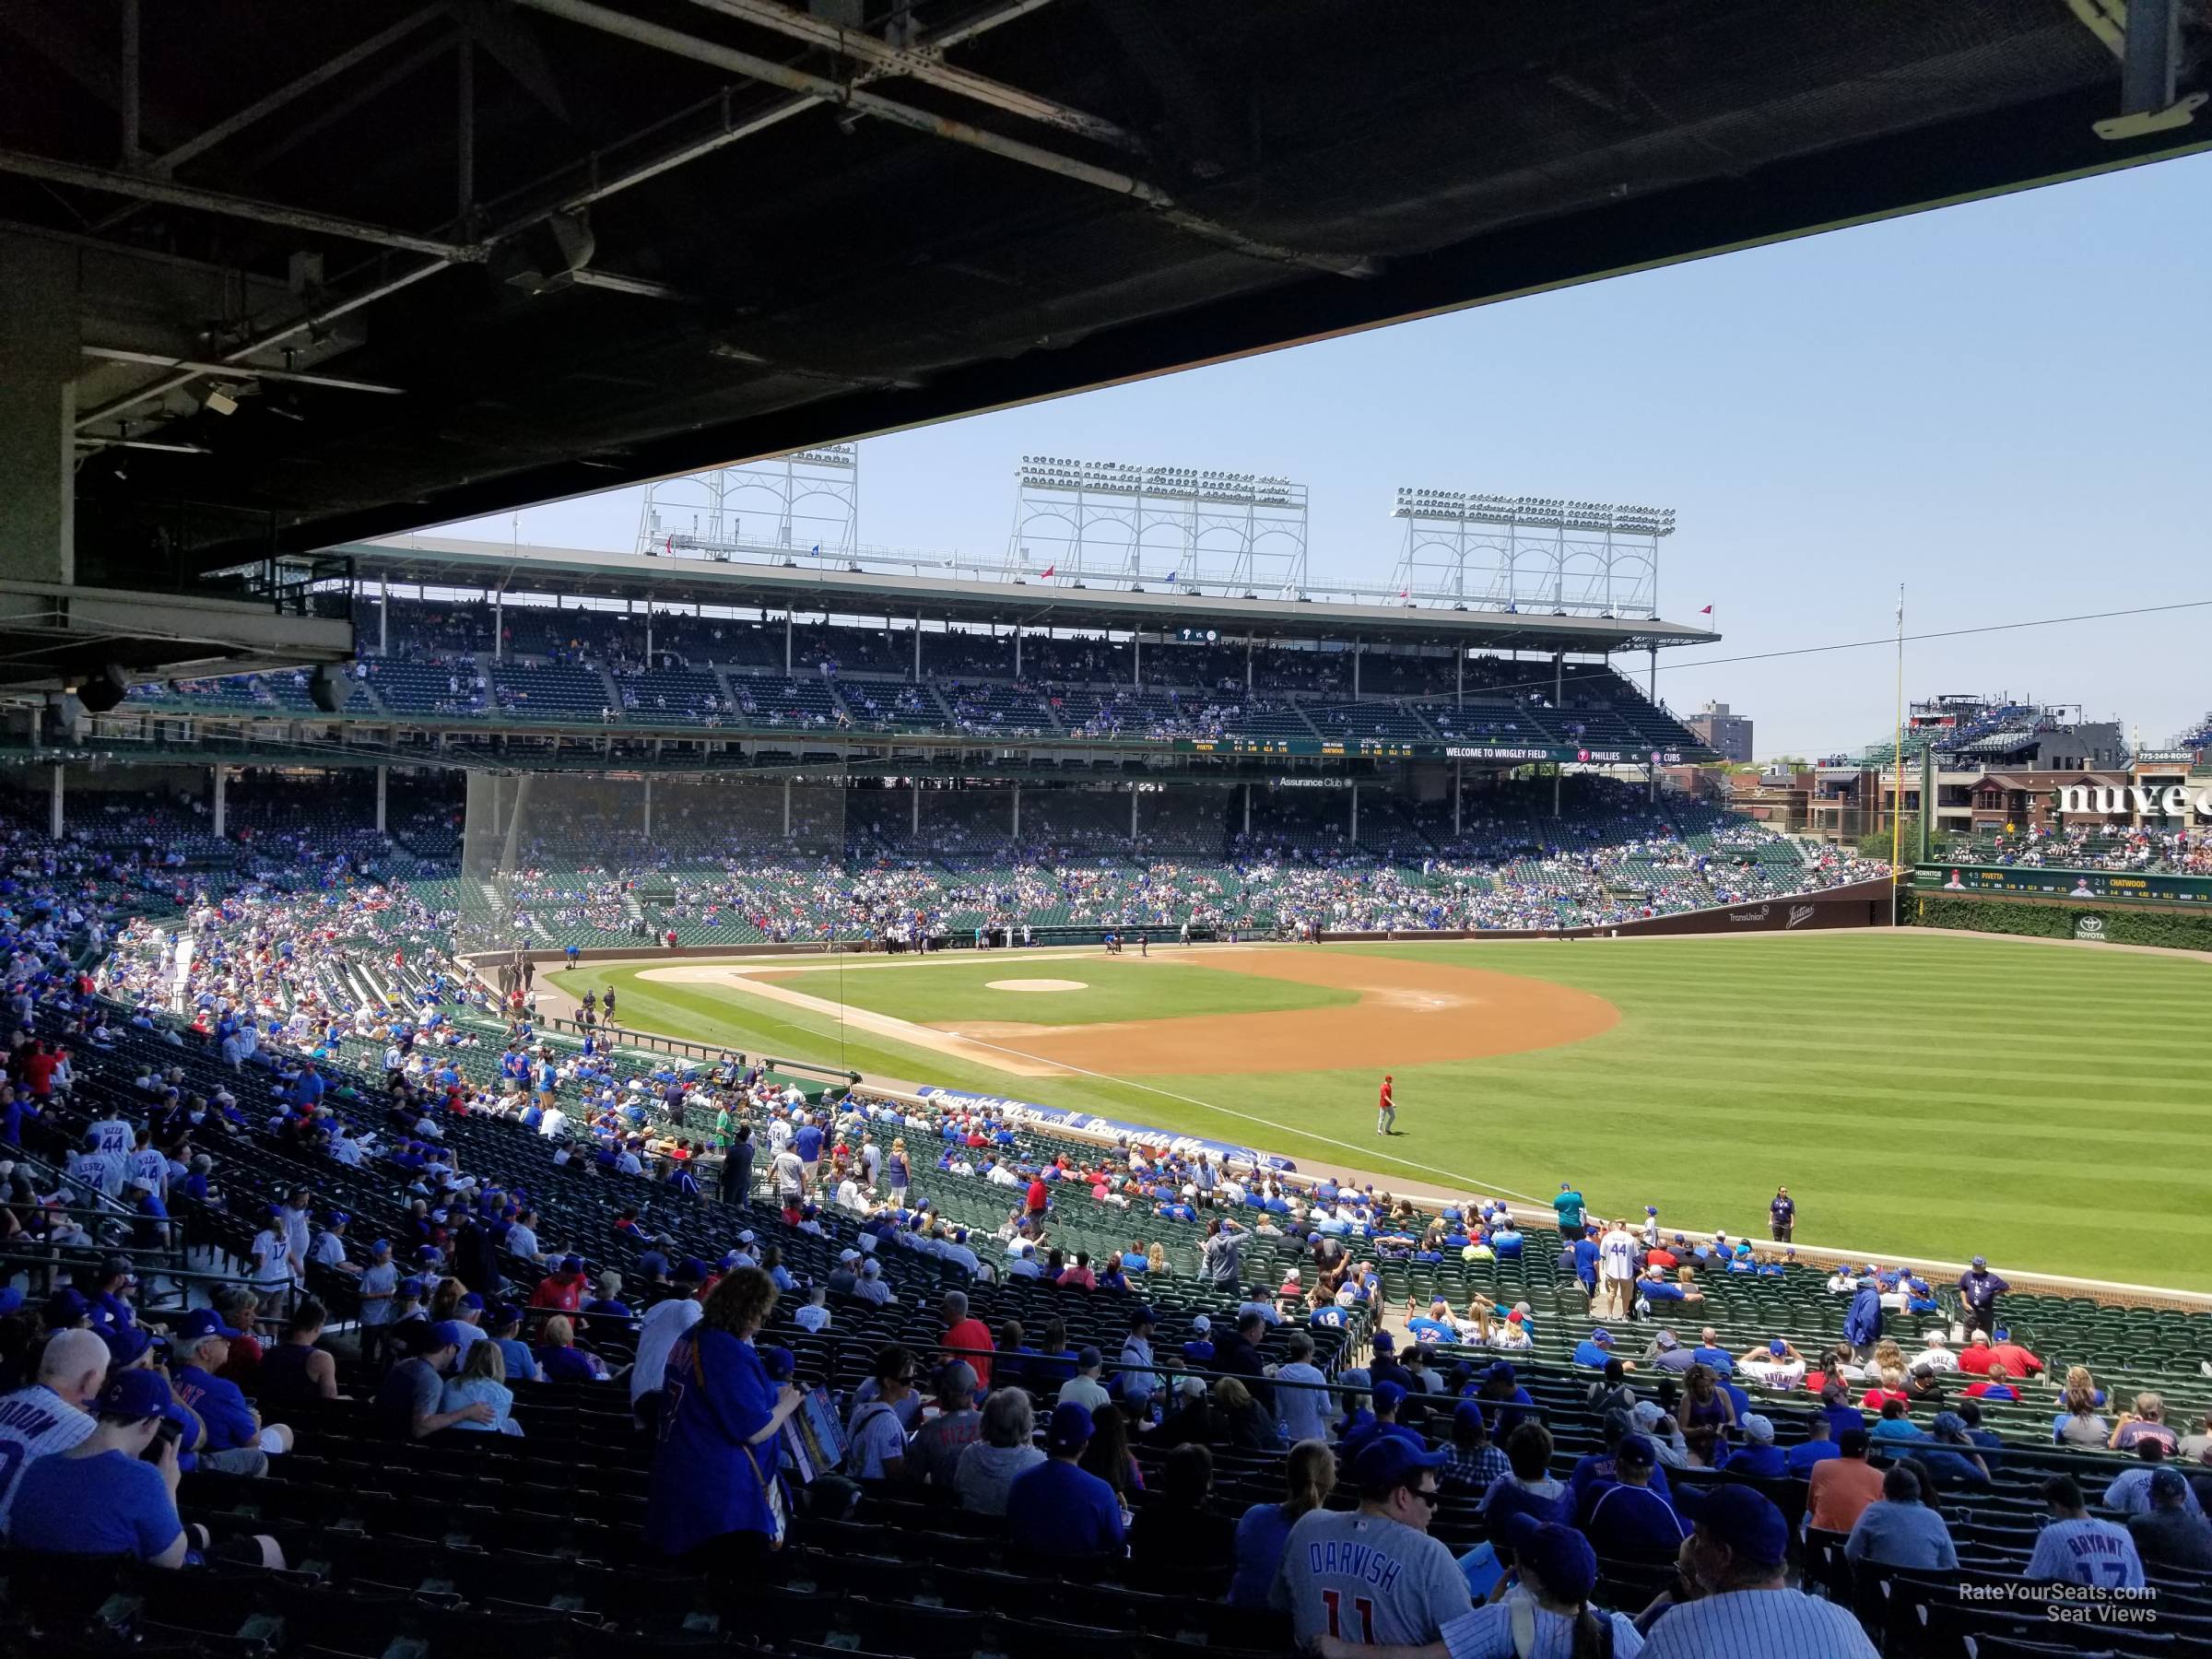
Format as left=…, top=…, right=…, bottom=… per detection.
left=560, top=930, right=2212, bottom=1292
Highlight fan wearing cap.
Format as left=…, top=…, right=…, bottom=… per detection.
left=1005, top=1401, right=1127, bottom=1556
left=1956, top=1256, right=2009, bottom=1338
left=82, top=1254, right=137, bottom=1333
left=1570, top=1328, right=1622, bottom=1371
left=1340, top=1381, right=1427, bottom=1467
left=1723, top=1415, right=1787, bottom=1479
left=1736, top=1336, right=1806, bottom=1392
left=909, top=1360, right=983, bottom=1488
left=7, top=1369, right=285, bottom=1571
left=1577, top=1432, right=1688, bottom=1564
left=1318, top=1512, right=1646, bottom=1659
left=1272, top=1436, right=1469, bottom=1644
left=1641, top=1487, right=1877, bottom=1659
left=309, top=1211, right=357, bottom=1274
left=170, top=1307, right=293, bottom=1466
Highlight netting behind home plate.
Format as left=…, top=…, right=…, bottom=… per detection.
left=455, top=771, right=846, bottom=957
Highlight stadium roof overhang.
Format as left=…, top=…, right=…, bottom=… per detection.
left=6, top=0, right=2201, bottom=595
left=342, top=535, right=1718, bottom=653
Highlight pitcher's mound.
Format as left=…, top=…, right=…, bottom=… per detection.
left=986, top=978, right=1089, bottom=993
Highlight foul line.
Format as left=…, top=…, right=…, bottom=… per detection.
left=911, top=1021, right=1552, bottom=1209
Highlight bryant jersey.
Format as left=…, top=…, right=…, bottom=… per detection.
left=1599, top=1232, right=1638, bottom=1279
left=88, top=1118, right=134, bottom=1159
left=1274, top=1508, right=1472, bottom=1646
left=2025, top=1518, right=2145, bottom=1588
left=0, top=1385, right=96, bottom=1531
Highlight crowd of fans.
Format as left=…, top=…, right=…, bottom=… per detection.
left=5, top=935, right=2209, bottom=1657
left=0, top=762, right=2202, bottom=1656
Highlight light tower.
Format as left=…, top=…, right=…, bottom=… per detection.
left=1006, top=456, right=1309, bottom=596
left=635, top=444, right=860, bottom=561
left=1388, top=489, right=1672, bottom=616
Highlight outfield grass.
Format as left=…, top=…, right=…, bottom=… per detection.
left=577, top=934, right=2212, bottom=1289
left=641, top=957, right=1355, bottom=1029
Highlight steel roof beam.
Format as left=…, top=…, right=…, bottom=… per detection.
left=515, top=0, right=1374, bottom=274
left=0, top=148, right=482, bottom=262
left=680, top=0, right=1143, bottom=153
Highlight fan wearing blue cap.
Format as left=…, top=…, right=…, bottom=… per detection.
left=1335, top=1513, right=1645, bottom=1659
left=1277, top=1437, right=1470, bottom=1645
left=6, top=1369, right=195, bottom=1567
left=309, top=1212, right=355, bottom=1273
left=1004, top=1400, right=1125, bottom=1556
left=1571, top=1328, right=1618, bottom=1370
left=1577, top=1432, right=1688, bottom=1564
left=171, top=1308, right=294, bottom=1466
left=1338, top=1381, right=1426, bottom=1467
left=1639, top=1486, right=1877, bottom=1658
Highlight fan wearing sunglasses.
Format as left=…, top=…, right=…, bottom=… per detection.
left=1274, top=1438, right=1472, bottom=1645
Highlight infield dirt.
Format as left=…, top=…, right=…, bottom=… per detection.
left=635, top=947, right=1618, bottom=1078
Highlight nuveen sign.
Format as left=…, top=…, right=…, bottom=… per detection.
left=2055, top=784, right=2212, bottom=818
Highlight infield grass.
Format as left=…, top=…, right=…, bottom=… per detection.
left=575, top=933, right=2212, bottom=1290
left=642, top=956, right=1355, bottom=1029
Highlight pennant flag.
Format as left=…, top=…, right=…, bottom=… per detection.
left=1039, top=564, right=1055, bottom=580
left=811, top=543, right=822, bottom=556
left=1699, top=604, right=1712, bottom=615
left=664, top=535, right=672, bottom=556
left=1398, top=587, right=1410, bottom=600
left=1167, top=570, right=1181, bottom=584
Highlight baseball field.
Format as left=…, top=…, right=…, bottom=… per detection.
left=557, top=930, right=2212, bottom=1291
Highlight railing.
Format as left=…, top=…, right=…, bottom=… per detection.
left=536, top=1013, right=859, bottom=1087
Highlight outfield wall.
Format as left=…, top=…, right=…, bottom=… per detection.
left=1909, top=887, right=2212, bottom=949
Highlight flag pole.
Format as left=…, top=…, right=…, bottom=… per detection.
left=1891, top=583, right=1905, bottom=889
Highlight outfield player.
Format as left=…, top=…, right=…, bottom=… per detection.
left=1376, top=1075, right=1396, bottom=1136
left=1274, top=1438, right=1470, bottom=1644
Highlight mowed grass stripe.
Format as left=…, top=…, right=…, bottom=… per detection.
left=597, top=935, right=2212, bottom=1289
left=757, top=956, right=1355, bottom=1029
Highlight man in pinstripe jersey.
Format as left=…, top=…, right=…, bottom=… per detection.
left=1641, top=1488, right=1877, bottom=1659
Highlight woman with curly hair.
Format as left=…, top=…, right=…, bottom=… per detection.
left=643, top=1266, right=805, bottom=1571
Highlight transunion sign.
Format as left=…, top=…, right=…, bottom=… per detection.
left=2055, top=783, right=2212, bottom=818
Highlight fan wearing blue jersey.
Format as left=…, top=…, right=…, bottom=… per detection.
left=644, top=1267, right=804, bottom=1573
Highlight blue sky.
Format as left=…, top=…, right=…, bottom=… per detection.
left=438, top=150, right=2212, bottom=759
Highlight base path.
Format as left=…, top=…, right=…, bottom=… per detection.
left=639, top=947, right=1618, bottom=1078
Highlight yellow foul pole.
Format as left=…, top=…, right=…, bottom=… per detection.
left=1891, top=583, right=1905, bottom=882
